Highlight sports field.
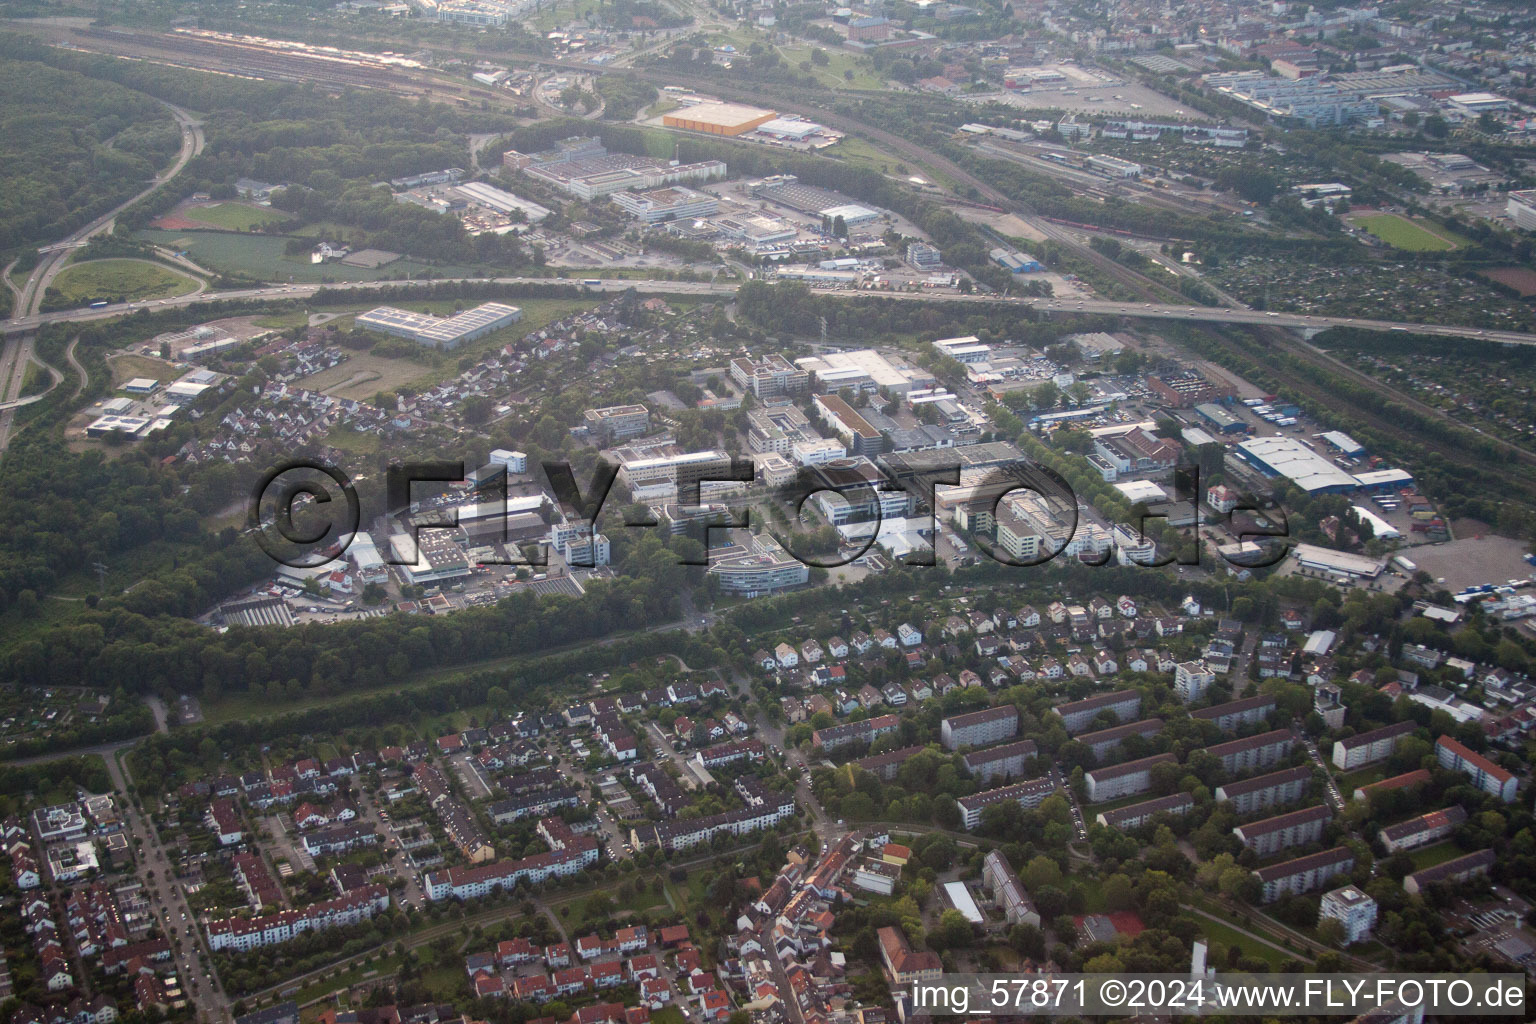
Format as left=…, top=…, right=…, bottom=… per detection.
left=1351, top=212, right=1459, bottom=252
left=47, top=259, right=200, bottom=305
left=183, top=202, right=290, bottom=231
left=133, top=229, right=483, bottom=284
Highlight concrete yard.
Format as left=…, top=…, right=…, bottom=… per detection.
left=1403, top=528, right=1531, bottom=591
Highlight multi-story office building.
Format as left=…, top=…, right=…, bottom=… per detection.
left=610, top=186, right=719, bottom=223
left=614, top=447, right=734, bottom=503
left=584, top=403, right=651, bottom=442
left=706, top=531, right=808, bottom=597
left=813, top=394, right=887, bottom=457
left=730, top=354, right=810, bottom=398
left=746, top=405, right=817, bottom=454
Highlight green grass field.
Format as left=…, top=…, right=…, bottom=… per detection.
left=778, top=45, right=886, bottom=90
left=18, top=361, right=50, bottom=399
left=1409, top=841, right=1469, bottom=870
left=1352, top=213, right=1458, bottom=252
left=47, top=259, right=200, bottom=305
left=185, top=202, right=290, bottom=231
left=109, top=354, right=181, bottom=386
left=1195, top=916, right=1291, bottom=969
left=133, top=229, right=485, bottom=284
left=1333, top=765, right=1386, bottom=794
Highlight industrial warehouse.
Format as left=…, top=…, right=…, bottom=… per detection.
left=661, top=101, right=777, bottom=136
left=355, top=303, right=524, bottom=349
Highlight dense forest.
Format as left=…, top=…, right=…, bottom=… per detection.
left=0, top=32, right=528, bottom=266
left=0, top=53, right=180, bottom=252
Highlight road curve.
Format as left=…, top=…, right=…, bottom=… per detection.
left=0, top=102, right=205, bottom=451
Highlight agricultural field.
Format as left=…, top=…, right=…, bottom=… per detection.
left=1483, top=266, right=1536, bottom=297
left=46, top=259, right=201, bottom=306
left=1348, top=212, right=1461, bottom=252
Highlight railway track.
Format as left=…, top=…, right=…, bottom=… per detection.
left=1216, top=326, right=1536, bottom=500
left=44, top=25, right=1534, bottom=492
left=69, top=28, right=468, bottom=99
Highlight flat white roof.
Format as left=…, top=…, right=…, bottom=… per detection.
left=941, top=881, right=985, bottom=925
left=1320, top=430, right=1364, bottom=455
left=1350, top=505, right=1400, bottom=539
left=796, top=349, right=920, bottom=389
left=672, top=100, right=775, bottom=125
left=1292, top=543, right=1385, bottom=578
left=619, top=449, right=728, bottom=471
left=1113, top=480, right=1169, bottom=504
left=452, top=495, right=547, bottom=521
left=1353, top=468, right=1413, bottom=486
left=757, top=117, right=822, bottom=137
left=819, top=203, right=878, bottom=221
left=1239, top=436, right=1358, bottom=492
left=357, top=302, right=521, bottom=344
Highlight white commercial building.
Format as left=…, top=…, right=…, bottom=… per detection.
left=610, top=186, right=718, bottom=223
left=1237, top=436, right=1359, bottom=494
left=1509, top=190, right=1536, bottom=232
left=356, top=303, right=522, bottom=350
left=455, top=181, right=551, bottom=223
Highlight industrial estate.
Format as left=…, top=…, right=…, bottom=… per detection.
left=4, top=3, right=1536, bottom=1024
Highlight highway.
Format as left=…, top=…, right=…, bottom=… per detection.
left=0, top=102, right=205, bottom=450
left=10, top=274, right=1535, bottom=347
left=21, top=26, right=1529, bottom=347
left=11, top=103, right=204, bottom=321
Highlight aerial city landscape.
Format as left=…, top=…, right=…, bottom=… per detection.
left=4, top=0, right=1536, bottom=1023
